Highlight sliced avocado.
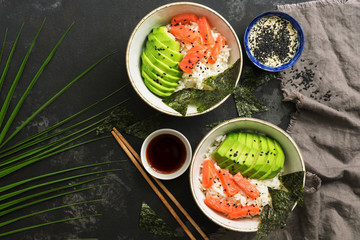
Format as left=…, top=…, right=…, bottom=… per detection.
left=233, top=133, right=258, bottom=174
left=262, top=140, right=285, bottom=179
left=143, top=77, right=172, bottom=97
left=231, top=132, right=254, bottom=173
left=217, top=133, right=244, bottom=169
left=142, top=66, right=178, bottom=88
left=212, top=132, right=238, bottom=164
left=144, top=49, right=183, bottom=78
left=141, top=52, right=181, bottom=83
left=247, top=135, right=269, bottom=178
left=147, top=34, right=183, bottom=62
left=241, top=134, right=261, bottom=177
left=151, top=26, right=179, bottom=50
left=141, top=70, right=176, bottom=93
left=226, top=133, right=248, bottom=174
left=258, top=138, right=277, bottom=180
left=145, top=42, right=180, bottom=69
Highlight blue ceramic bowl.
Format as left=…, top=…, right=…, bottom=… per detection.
left=244, top=11, right=305, bottom=72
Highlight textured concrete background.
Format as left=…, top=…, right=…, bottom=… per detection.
left=0, top=0, right=303, bottom=239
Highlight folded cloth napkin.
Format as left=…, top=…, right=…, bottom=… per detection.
left=276, top=0, right=360, bottom=239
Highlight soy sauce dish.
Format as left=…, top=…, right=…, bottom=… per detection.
left=141, top=129, right=192, bottom=180
left=244, top=11, right=304, bottom=72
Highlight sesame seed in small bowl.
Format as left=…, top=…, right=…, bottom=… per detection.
left=244, top=11, right=305, bottom=72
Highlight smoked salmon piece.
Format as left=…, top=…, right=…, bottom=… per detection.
left=169, top=24, right=201, bottom=44
left=208, top=35, right=226, bottom=64
left=204, top=195, right=233, bottom=215
left=233, top=172, right=260, bottom=200
left=179, top=44, right=207, bottom=73
left=202, top=160, right=217, bottom=189
left=216, top=169, right=239, bottom=197
left=227, top=205, right=260, bottom=219
left=171, top=13, right=199, bottom=25
left=197, top=16, right=215, bottom=46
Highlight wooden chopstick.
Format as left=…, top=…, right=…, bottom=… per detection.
left=112, top=128, right=209, bottom=240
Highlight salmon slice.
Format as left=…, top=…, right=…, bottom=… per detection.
left=204, top=195, right=233, bottom=215
left=216, top=169, right=239, bottom=197
left=208, top=35, right=226, bottom=64
left=171, top=13, right=199, bottom=25
left=169, top=24, right=201, bottom=44
left=197, top=16, right=215, bottom=46
left=227, top=205, right=260, bottom=219
left=233, top=173, right=260, bottom=200
left=179, top=44, right=207, bottom=73
left=202, top=160, right=217, bottom=189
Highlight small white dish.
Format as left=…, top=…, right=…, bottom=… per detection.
left=189, top=118, right=305, bottom=232
left=126, top=2, right=242, bottom=117
left=141, top=129, right=192, bottom=180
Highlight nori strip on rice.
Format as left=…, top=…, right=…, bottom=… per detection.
left=162, top=58, right=241, bottom=116
left=279, top=171, right=305, bottom=206
left=139, top=202, right=177, bottom=237
left=162, top=88, right=192, bottom=116
left=256, top=188, right=297, bottom=240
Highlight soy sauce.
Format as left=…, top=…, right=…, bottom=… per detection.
left=146, top=134, right=186, bottom=174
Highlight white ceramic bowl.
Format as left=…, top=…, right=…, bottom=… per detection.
left=126, top=2, right=242, bottom=117
left=141, top=129, right=192, bottom=180
left=189, top=118, right=305, bottom=232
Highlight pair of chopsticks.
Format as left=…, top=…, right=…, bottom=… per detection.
left=111, top=127, right=208, bottom=240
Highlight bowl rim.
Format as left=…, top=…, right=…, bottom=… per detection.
left=244, top=11, right=305, bottom=72
left=189, top=117, right=306, bottom=231
left=126, top=1, right=243, bottom=117
left=140, top=128, right=192, bottom=180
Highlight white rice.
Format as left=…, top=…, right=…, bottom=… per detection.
left=199, top=134, right=283, bottom=213
left=166, top=22, right=231, bottom=90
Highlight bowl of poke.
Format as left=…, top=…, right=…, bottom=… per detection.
left=189, top=118, right=305, bottom=235
left=126, top=2, right=242, bottom=117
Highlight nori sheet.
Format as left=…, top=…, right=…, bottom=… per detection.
left=279, top=171, right=305, bottom=206
left=162, top=88, right=192, bottom=116
left=234, top=66, right=278, bottom=117
left=256, top=188, right=297, bottom=240
left=96, top=106, right=138, bottom=135
left=162, top=58, right=241, bottom=116
left=139, top=202, right=177, bottom=237
left=124, top=113, right=162, bottom=139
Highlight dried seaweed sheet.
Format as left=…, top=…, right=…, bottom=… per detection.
left=234, top=66, right=278, bottom=117
left=96, top=106, right=137, bottom=135
left=279, top=171, right=305, bottom=206
left=124, top=113, right=162, bottom=139
left=162, top=58, right=240, bottom=116
left=256, top=188, right=296, bottom=240
left=139, top=202, right=177, bottom=237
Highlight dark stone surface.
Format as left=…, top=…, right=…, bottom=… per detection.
left=0, top=0, right=304, bottom=239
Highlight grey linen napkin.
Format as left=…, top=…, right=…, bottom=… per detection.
left=210, top=0, right=360, bottom=239
left=277, top=0, right=360, bottom=239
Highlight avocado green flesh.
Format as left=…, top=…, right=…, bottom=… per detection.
left=145, top=42, right=180, bottom=68
left=141, top=52, right=181, bottom=82
left=152, top=26, right=180, bottom=50
left=144, top=50, right=183, bottom=78
left=212, top=133, right=238, bottom=164
left=261, top=140, right=285, bottom=179
left=143, top=77, right=172, bottom=97
left=147, top=34, right=183, bottom=61
left=142, top=66, right=178, bottom=88
left=225, top=133, right=247, bottom=173
left=141, top=70, right=176, bottom=92
left=241, top=134, right=261, bottom=176
left=212, top=132, right=285, bottom=179
left=247, top=135, right=269, bottom=177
